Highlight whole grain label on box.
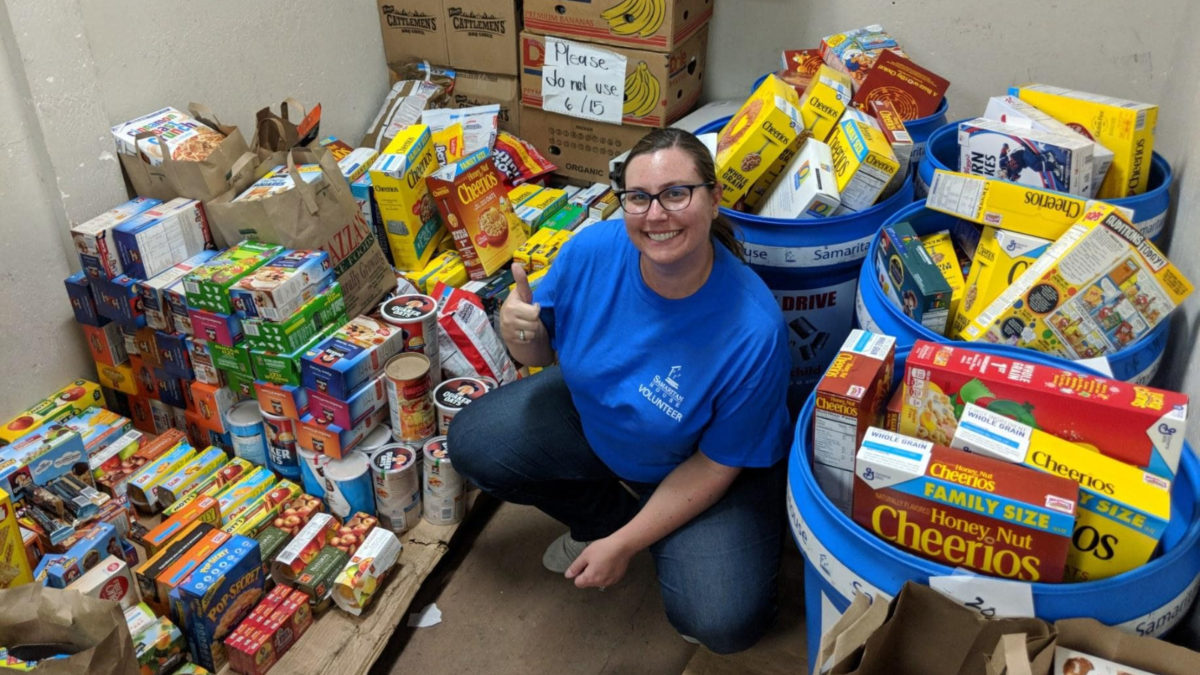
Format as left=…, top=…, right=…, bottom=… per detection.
left=714, top=74, right=805, bottom=208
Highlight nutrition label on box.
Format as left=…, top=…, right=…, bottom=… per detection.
left=926, top=171, right=987, bottom=221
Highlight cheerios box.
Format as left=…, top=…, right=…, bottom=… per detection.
left=926, top=169, right=1099, bottom=240
left=171, top=534, right=264, bottom=672
left=920, top=230, right=965, bottom=331
left=902, top=339, right=1189, bottom=479
left=798, top=64, right=852, bottom=143
left=962, top=203, right=1193, bottom=361
left=950, top=226, right=1051, bottom=337
left=370, top=124, right=444, bottom=272
left=183, top=241, right=285, bottom=315
left=714, top=74, right=805, bottom=208
left=829, top=118, right=899, bottom=213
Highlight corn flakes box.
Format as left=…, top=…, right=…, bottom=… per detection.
left=183, top=241, right=285, bottom=315
left=172, top=534, right=264, bottom=672
left=829, top=118, right=899, bottom=213
left=370, top=124, right=445, bottom=272
left=71, top=198, right=162, bottom=279
left=952, top=402, right=1171, bottom=581
left=0, top=380, right=104, bottom=446
left=958, top=117, right=1095, bottom=197
left=714, top=74, right=805, bottom=208
left=951, top=226, right=1051, bottom=337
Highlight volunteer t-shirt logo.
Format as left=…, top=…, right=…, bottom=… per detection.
left=639, top=366, right=685, bottom=422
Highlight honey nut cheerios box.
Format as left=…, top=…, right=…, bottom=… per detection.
left=714, top=74, right=805, bottom=209
left=828, top=118, right=899, bottom=213
left=951, top=226, right=1052, bottom=337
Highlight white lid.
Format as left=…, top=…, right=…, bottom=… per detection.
left=325, top=451, right=370, bottom=481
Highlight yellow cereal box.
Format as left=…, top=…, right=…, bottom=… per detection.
left=533, top=230, right=573, bottom=272
left=369, top=124, right=444, bottom=272
left=0, top=489, right=33, bottom=588
left=962, top=203, right=1193, bottom=359
left=926, top=169, right=1096, bottom=240
left=1011, top=84, right=1157, bottom=199
left=952, top=402, right=1171, bottom=581
left=506, top=183, right=542, bottom=209
left=429, top=256, right=469, bottom=291
left=828, top=119, right=899, bottom=212
left=714, top=74, right=805, bottom=208
left=409, top=249, right=462, bottom=293
left=951, top=227, right=1051, bottom=336
left=513, top=228, right=557, bottom=269
left=921, top=230, right=965, bottom=333
left=800, top=65, right=852, bottom=142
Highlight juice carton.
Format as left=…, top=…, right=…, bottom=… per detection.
left=172, top=534, right=263, bottom=671
left=0, top=489, right=32, bottom=588
left=113, top=198, right=212, bottom=280
left=813, top=330, right=895, bottom=514
left=875, top=220, right=952, bottom=334
left=958, top=117, right=1095, bottom=197
left=1011, top=83, right=1157, bottom=199
left=819, top=25, right=906, bottom=91
left=758, top=139, right=841, bottom=219
left=952, top=402, right=1171, bottom=581
left=242, top=282, right=347, bottom=354
left=230, top=249, right=333, bottom=321
left=183, top=241, right=285, bottom=314
left=71, top=197, right=161, bottom=279
left=829, top=118, right=899, bottom=213
left=921, top=230, right=966, bottom=332
left=951, top=226, right=1051, bottom=336
left=64, top=271, right=106, bottom=327
left=369, top=124, right=444, bottom=272
left=902, top=339, right=1189, bottom=479
left=0, top=380, right=104, bottom=447
left=852, top=49, right=948, bottom=121
left=714, top=74, right=806, bottom=208
left=853, top=428, right=1077, bottom=582
left=962, top=204, right=1193, bottom=362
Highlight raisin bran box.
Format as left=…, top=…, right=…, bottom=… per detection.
left=853, top=427, right=1077, bottom=582
left=171, top=534, right=264, bottom=672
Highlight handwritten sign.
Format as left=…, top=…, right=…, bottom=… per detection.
left=541, top=37, right=627, bottom=124
left=930, top=573, right=1036, bottom=619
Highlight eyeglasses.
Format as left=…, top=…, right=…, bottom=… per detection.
left=615, top=183, right=713, bottom=214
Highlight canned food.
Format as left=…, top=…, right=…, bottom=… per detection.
left=422, top=436, right=464, bottom=526
left=261, top=409, right=301, bottom=480
left=225, top=400, right=267, bottom=466
left=432, top=377, right=488, bottom=435
left=384, top=353, right=436, bottom=442
left=371, top=443, right=422, bottom=534
left=379, top=294, right=441, bottom=386
left=322, top=452, right=376, bottom=519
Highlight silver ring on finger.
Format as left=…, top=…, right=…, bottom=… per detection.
left=519, top=329, right=527, bottom=342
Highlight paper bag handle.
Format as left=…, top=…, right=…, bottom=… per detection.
left=986, top=633, right=1035, bottom=675
left=188, top=102, right=222, bottom=130
left=286, top=150, right=320, bottom=215
left=281, top=97, right=305, bottom=124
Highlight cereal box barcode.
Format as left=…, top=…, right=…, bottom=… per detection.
left=243, top=323, right=259, bottom=336
left=1136, top=109, right=1147, bottom=131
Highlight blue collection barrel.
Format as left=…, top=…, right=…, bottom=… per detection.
left=854, top=200, right=1169, bottom=384
left=789, top=344, right=1200, bottom=674
left=696, top=116, right=916, bottom=409
left=916, top=121, right=1174, bottom=245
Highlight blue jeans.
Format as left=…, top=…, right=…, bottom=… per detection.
left=449, top=367, right=785, bottom=654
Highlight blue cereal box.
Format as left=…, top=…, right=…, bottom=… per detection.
left=93, top=275, right=146, bottom=328
left=172, top=534, right=263, bottom=671
left=34, top=521, right=121, bottom=587
left=230, top=250, right=334, bottom=321
left=0, top=424, right=88, bottom=499
left=156, top=331, right=193, bottom=378
left=155, top=370, right=189, bottom=409
left=301, top=316, right=405, bottom=399
left=65, top=271, right=107, bottom=327
left=189, top=308, right=244, bottom=347
left=70, top=197, right=161, bottom=279
left=62, top=406, right=132, bottom=456
left=137, top=250, right=220, bottom=332
left=306, top=373, right=388, bottom=431
left=114, top=198, right=213, bottom=280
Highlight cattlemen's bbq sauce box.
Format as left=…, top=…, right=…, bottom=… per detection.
left=853, top=427, right=1078, bottom=582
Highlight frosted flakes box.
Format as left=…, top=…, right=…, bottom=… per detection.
left=71, top=198, right=161, bottom=279
left=714, top=74, right=805, bottom=208
left=958, top=117, right=1095, bottom=197
left=829, top=118, right=899, bottom=213
left=183, top=241, right=285, bottom=315
left=171, top=534, right=264, bottom=672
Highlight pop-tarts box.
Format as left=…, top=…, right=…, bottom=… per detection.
left=137, top=250, right=220, bottom=333
left=301, top=316, right=406, bottom=399
left=188, top=308, right=243, bottom=347
left=33, top=521, right=120, bottom=588
left=155, top=331, right=192, bottom=378
left=92, top=275, right=146, bottom=328
left=171, top=534, right=263, bottom=671
left=71, top=197, right=161, bottom=279
left=114, top=198, right=213, bottom=280
left=306, top=373, right=388, bottom=431
left=230, top=250, right=333, bottom=322
left=65, top=271, right=107, bottom=327
left=0, top=423, right=87, bottom=499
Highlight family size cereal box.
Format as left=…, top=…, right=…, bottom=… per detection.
left=962, top=204, right=1193, bottom=361
left=813, top=330, right=895, bottom=514
left=876, top=220, right=952, bottom=334
left=952, top=403, right=1171, bottom=582
left=183, top=241, right=285, bottom=314
left=819, top=25, right=906, bottom=91
left=370, top=124, right=444, bottom=272
left=853, top=427, right=1077, bottom=582
left=71, top=198, right=162, bottom=279
left=715, top=74, right=805, bottom=208
left=113, top=198, right=213, bottom=280
left=902, top=339, right=1189, bottom=479
left=428, top=148, right=528, bottom=280
left=0, top=489, right=32, bottom=588
left=172, top=534, right=264, bottom=672
left=921, top=230, right=965, bottom=331
left=829, top=118, right=899, bottom=213
left=1011, top=84, right=1157, bottom=199
left=230, top=249, right=333, bottom=321
left=951, top=226, right=1052, bottom=337
left=958, top=117, right=1095, bottom=197
left=0, top=380, right=104, bottom=447
left=758, top=139, right=841, bottom=219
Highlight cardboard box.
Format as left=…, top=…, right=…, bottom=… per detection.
left=444, top=69, right=520, bottom=134
left=71, top=198, right=161, bottom=279
left=853, top=428, right=1077, bottom=582
left=376, top=0, right=449, bottom=66
left=369, top=125, right=446, bottom=272
left=221, top=480, right=302, bottom=538
left=0, top=379, right=104, bottom=447
left=154, top=445, right=227, bottom=507
left=951, top=226, right=1051, bottom=336
left=301, top=316, right=406, bottom=399
left=189, top=382, right=236, bottom=433
left=925, top=169, right=1096, bottom=240
left=82, top=322, right=127, bottom=367
left=518, top=25, right=708, bottom=128
left=875, top=220, right=952, bottom=334
left=209, top=341, right=253, bottom=380
left=230, top=250, right=333, bottom=322
left=144, top=494, right=223, bottom=557
left=523, top=0, right=710, bottom=52
left=829, top=118, right=899, bottom=213
left=92, top=274, right=146, bottom=328
left=306, top=373, right=388, bottom=431
left=444, top=0, right=519, bottom=75
left=113, top=198, right=212, bottom=280
left=958, top=117, right=1095, bottom=196
left=171, top=534, right=263, bottom=672
left=920, top=230, right=965, bottom=332
left=255, top=380, right=309, bottom=420
left=332, top=526, right=402, bottom=615
left=127, top=442, right=197, bottom=512
left=272, top=512, right=338, bottom=586
left=517, top=105, right=647, bottom=183
left=34, top=521, right=121, bottom=588
left=757, top=139, right=841, bottom=219
left=902, top=339, right=1189, bottom=479
left=294, top=545, right=349, bottom=606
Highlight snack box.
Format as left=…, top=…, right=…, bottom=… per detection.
left=188, top=308, right=243, bottom=348
left=332, top=526, right=402, bottom=616
left=306, top=373, right=388, bottom=431
left=531, top=230, right=573, bottom=271
left=230, top=250, right=333, bottom=321
left=514, top=186, right=567, bottom=234
left=113, top=198, right=212, bottom=280
left=853, top=428, right=1077, bottom=582
left=64, top=271, right=106, bottom=327
left=94, top=428, right=185, bottom=498
left=962, top=203, right=1193, bottom=361
left=958, top=117, right=1095, bottom=197
left=813, top=330, right=895, bottom=514
left=1052, top=647, right=1156, bottom=675
left=902, top=339, right=1188, bottom=479
left=126, top=442, right=196, bottom=512
left=124, top=602, right=188, bottom=675
left=81, top=324, right=126, bottom=371
left=163, top=458, right=255, bottom=517
left=92, top=274, right=146, bottom=328
left=294, top=545, right=349, bottom=609
left=153, top=446, right=227, bottom=509
left=758, top=139, right=842, bottom=219
left=71, top=197, right=162, bottom=279
left=0, top=424, right=88, bottom=500
left=269, top=494, right=324, bottom=537
left=222, top=480, right=303, bottom=538
left=300, top=316, right=406, bottom=399
left=136, top=251, right=221, bottom=334
left=189, top=382, right=235, bottom=433
left=62, top=405, right=132, bottom=456
left=66, top=554, right=140, bottom=609
left=370, top=124, right=445, bottom=272
left=271, top=512, right=339, bottom=586
left=851, top=49, right=948, bottom=121
left=0, top=489, right=33, bottom=588
left=229, top=587, right=312, bottom=675
left=984, top=95, right=1114, bottom=199
left=155, top=332, right=192, bottom=378
left=155, top=526, right=237, bottom=624
left=223, top=371, right=257, bottom=402
left=512, top=228, right=556, bottom=270
left=589, top=190, right=620, bottom=220
left=876, top=220, right=952, bottom=334
left=829, top=118, right=899, bottom=213
left=541, top=203, right=586, bottom=232
left=427, top=254, right=469, bottom=289
left=714, top=74, right=805, bottom=208
left=249, top=327, right=333, bottom=388
left=143, top=495, right=223, bottom=557
left=952, top=402, right=1171, bottom=581
left=255, top=380, right=309, bottom=421
left=97, top=363, right=138, bottom=400
left=216, top=467, right=277, bottom=525
left=297, top=405, right=388, bottom=461
left=507, top=183, right=542, bottom=208
left=134, top=520, right=215, bottom=613
left=242, top=282, right=348, bottom=354
left=34, top=521, right=120, bottom=588
left=0, top=380, right=104, bottom=447
left=172, top=534, right=264, bottom=672
left=951, top=226, right=1051, bottom=337
left=153, top=371, right=188, bottom=409
left=1011, top=84, right=1156, bottom=199
left=409, top=249, right=462, bottom=295
left=183, top=241, right=285, bottom=314
left=798, top=64, right=852, bottom=143
left=921, top=230, right=966, bottom=332
left=819, top=24, right=906, bottom=90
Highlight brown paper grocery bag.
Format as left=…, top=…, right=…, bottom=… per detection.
left=0, top=585, right=138, bottom=674
left=119, top=103, right=250, bottom=204
left=252, top=97, right=321, bottom=159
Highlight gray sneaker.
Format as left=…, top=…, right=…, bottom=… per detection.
left=542, top=532, right=591, bottom=573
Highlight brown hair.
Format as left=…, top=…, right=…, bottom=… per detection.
left=615, top=128, right=745, bottom=261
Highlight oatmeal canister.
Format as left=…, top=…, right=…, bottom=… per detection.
left=423, top=436, right=465, bottom=526
left=371, top=443, right=423, bottom=534
left=384, top=353, right=437, bottom=442
left=379, top=294, right=441, bottom=386
left=432, top=377, right=488, bottom=435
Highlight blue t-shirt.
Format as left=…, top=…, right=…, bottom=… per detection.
left=533, top=220, right=791, bottom=483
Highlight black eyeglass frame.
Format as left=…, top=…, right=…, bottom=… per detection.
left=613, top=182, right=715, bottom=214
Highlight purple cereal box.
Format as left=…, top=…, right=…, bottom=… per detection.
left=188, top=308, right=244, bottom=348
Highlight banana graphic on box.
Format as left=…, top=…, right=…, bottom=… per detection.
left=601, top=0, right=666, bottom=38
left=622, top=62, right=661, bottom=118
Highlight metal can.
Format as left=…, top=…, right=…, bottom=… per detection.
left=422, top=436, right=465, bottom=526
left=384, top=353, right=436, bottom=442
left=371, top=443, right=422, bottom=534
left=476, top=376, right=498, bottom=391
left=261, top=409, right=301, bottom=480
left=432, top=377, right=488, bottom=436
left=357, top=423, right=395, bottom=458
left=225, top=400, right=268, bottom=466
left=297, top=446, right=330, bottom=500
left=379, top=294, right=441, bottom=386
left=322, top=452, right=376, bottom=519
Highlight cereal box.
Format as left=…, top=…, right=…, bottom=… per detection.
left=714, top=74, right=805, bottom=208
left=113, top=198, right=212, bottom=280
left=819, top=25, right=906, bottom=91
left=188, top=308, right=243, bottom=347
left=962, top=204, right=1193, bottom=361
left=531, top=230, right=573, bottom=271
left=306, top=373, right=388, bottom=432
left=925, top=169, right=1103, bottom=241
left=242, top=282, right=347, bottom=354
left=952, top=402, right=1171, bottom=581
left=958, top=117, right=1095, bottom=197
left=370, top=124, right=445, bottom=272
left=222, top=480, right=302, bottom=538
left=255, top=380, right=309, bottom=420
left=799, top=64, right=853, bottom=143
left=172, top=534, right=264, bottom=672
left=124, top=602, right=188, bottom=675
left=871, top=99, right=915, bottom=179
left=782, top=48, right=824, bottom=77
left=230, top=250, right=333, bottom=321
left=758, top=139, right=842, bottom=219
left=0, top=380, right=104, bottom=447
left=209, top=342, right=253, bottom=380
left=884, top=384, right=904, bottom=432
left=951, top=226, right=1051, bottom=337
left=67, top=554, right=140, bottom=609
left=71, top=197, right=162, bottom=279
left=183, top=241, right=285, bottom=315
left=64, top=271, right=105, bottom=327
left=332, top=526, right=402, bottom=615
left=921, top=230, right=965, bottom=331
left=0, top=489, right=32, bottom=588
left=829, top=118, right=899, bottom=213
left=111, top=107, right=222, bottom=166
left=34, top=521, right=121, bottom=588
left=127, top=443, right=196, bottom=512
left=272, top=512, right=339, bottom=586
left=249, top=328, right=332, bottom=388
left=507, top=183, right=542, bottom=208
left=813, top=330, right=895, bottom=514
left=297, top=405, right=389, bottom=460
left=851, top=50, right=948, bottom=121
left=875, top=220, right=952, bottom=334
left=1011, top=84, right=1157, bottom=199
left=428, top=148, right=528, bottom=281
left=902, top=339, right=1189, bottom=479
left=189, top=382, right=236, bottom=433
left=216, top=467, right=277, bottom=525
left=300, top=316, right=407, bottom=399
left=853, top=428, right=1077, bottom=582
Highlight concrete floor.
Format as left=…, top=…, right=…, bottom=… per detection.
left=372, top=496, right=806, bottom=675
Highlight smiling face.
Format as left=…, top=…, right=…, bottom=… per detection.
left=621, top=146, right=720, bottom=279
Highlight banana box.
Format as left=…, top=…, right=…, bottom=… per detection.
left=799, top=65, right=853, bottom=142
left=216, top=467, right=277, bottom=525
left=902, top=339, right=1189, bottom=479
left=951, top=226, right=1051, bottom=336
left=369, top=124, right=444, bottom=272
left=876, top=220, right=952, bottom=334
left=1011, top=84, right=1156, bottom=199
left=0, top=380, right=104, bottom=447
left=958, top=117, right=1095, bottom=197
left=522, top=0, right=712, bottom=51
left=0, top=489, right=33, bottom=588
left=163, top=458, right=254, bottom=517
left=714, top=74, right=805, bottom=208
left=183, top=241, right=285, bottom=315
left=829, top=118, right=899, bottom=213
left=242, top=282, right=347, bottom=355
left=514, top=187, right=567, bottom=234
left=952, top=402, right=1170, bottom=581
left=171, top=534, right=264, bottom=672
left=758, top=139, right=842, bottom=219
left=963, top=203, right=1193, bottom=363
left=154, top=446, right=227, bottom=507
left=127, top=442, right=197, bottom=512
left=921, top=230, right=965, bottom=332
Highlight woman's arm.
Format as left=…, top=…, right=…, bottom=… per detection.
left=499, top=263, right=556, bottom=367
left=565, top=450, right=741, bottom=588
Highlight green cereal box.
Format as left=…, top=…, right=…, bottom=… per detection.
left=209, top=341, right=253, bottom=379
left=171, top=534, right=264, bottom=672
left=242, top=283, right=347, bottom=354
left=876, top=220, right=953, bottom=334
left=183, top=241, right=284, bottom=314
left=249, top=327, right=334, bottom=386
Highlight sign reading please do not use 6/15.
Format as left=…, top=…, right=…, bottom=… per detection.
left=541, top=36, right=627, bottom=124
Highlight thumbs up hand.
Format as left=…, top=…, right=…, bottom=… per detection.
left=500, top=262, right=544, bottom=350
